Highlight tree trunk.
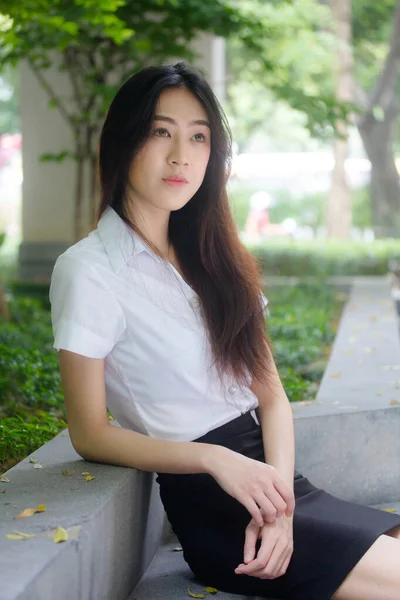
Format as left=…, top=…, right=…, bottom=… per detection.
left=0, top=280, right=10, bottom=321
left=358, top=105, right=400, bottom=238
left=90, top=151, right=99, bottom=226
left=354, top=0, right=400, bottom=237
left=73, top=130, right=85, bottom=243
left=326, top=0, right=353, bottom=239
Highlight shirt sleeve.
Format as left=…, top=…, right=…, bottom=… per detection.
left=49, top=253, right=126, bottom=358
left=261, top=291, right=269, bottom=314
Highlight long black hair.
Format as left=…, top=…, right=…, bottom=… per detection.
left=98, top=61, right=271, bottom=387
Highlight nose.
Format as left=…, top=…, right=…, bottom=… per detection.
left=168, top=138, right=189, bottom=166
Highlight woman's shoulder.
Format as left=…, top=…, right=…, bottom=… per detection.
left=53, top=229, right=111, bottom=279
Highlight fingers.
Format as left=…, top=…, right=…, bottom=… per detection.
left=273, top=476, right=295, bottom=517
left=235, top=533, right=277, bottom=576
left=243, top=520, right=259, bottom=564
left=259, top=485, right=287, bottom=521
left=236, top=542, right=291, bottom=580
left=241, top=496, right=265, bottom=528
left=253, top=491, right=278, bottom=524
left=259, top=538, right=286, bottom=578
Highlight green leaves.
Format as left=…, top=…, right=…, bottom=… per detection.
left=40, top=150, right=77, bottom=163
left=266, top=282, right=344, bottom=402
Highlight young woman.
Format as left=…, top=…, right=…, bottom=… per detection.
left=49, top=61, right=400, bottom=600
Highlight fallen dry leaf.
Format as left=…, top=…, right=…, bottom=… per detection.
left=205, top=587, right=218, bottom=594
left=29, top=458, right=39, bottom=464
left=0, top=477, right=10, bottom=483
left=33, top=464, right=43, bottom=469
left=53, top=527, right=68, bottom=543
left=329, top=372, right=342, bottom=378
left=381, top=508, right=397, bottom=513
left=61, top=469, right=73, bottom=476
left=13, top=531, right=36, bottom=539
left=15, top=508, right=36, bottom=519
left=85, top=476, right=95, bottom=482
left=0, top=489, right=5, bottom=493
left=6, top=534, right=25, bottom=540
left=15, top=504, right=46, bottom=519
left=173, top=547, right=183, bottom=552
left=188, top=589, right=204, bottom=599
left=81, top=472, right=90, bottom=476
left=390, top=400, right=400, bottom=406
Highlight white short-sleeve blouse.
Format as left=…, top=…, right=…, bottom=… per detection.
left=49, top=206, right=268, bottom=442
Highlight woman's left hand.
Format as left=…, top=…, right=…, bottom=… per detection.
left=234, top=514, right=294, bottom=580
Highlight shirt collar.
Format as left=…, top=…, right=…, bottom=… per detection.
left=97, top=206, right=154, bottom=273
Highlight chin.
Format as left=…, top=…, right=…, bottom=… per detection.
left=166, top=197, right=193, bottom=212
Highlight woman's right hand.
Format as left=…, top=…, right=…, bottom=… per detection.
left=208, top=446, right=295, bottom=528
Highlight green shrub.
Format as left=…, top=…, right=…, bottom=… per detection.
left=249, top=239, right=400, bottom=277
left=0, top=298, right=64, bottom=415
left=0, top=412, right=67, bottom=469
left=0, top=297, right=66, bottom=472
left=266, top=282, right=344, bottom=402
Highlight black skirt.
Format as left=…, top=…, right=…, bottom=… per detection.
left=156, top=412, right=400, bottom=600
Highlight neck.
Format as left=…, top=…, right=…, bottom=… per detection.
left=126, top=199, right=171, bottom=257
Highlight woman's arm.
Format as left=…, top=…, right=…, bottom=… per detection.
left=59, top=349, right=214, bottom=474
left=250, top=343, right=295, bottom=493
left=59, top=348, right=294, bottom=526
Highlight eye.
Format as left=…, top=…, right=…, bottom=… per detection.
left=154, top=127, right=170, bottom=137
left=193, top=133, right=207, bottom=143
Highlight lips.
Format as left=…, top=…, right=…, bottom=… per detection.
left=163, top=176, right=188, bottom=183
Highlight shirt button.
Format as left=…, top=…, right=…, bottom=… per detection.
left=229, top=385, right=238, bottom=395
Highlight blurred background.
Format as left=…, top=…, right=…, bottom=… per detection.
left=1, top=0, right=400, bottom=282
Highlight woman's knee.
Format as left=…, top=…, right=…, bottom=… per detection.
left=332, top=534, right=400, bottom=600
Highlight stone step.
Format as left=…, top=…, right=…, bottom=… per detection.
left=289, top=277, right=400, bottom=506
left=129, top=538, right=273, bottom=600
left=131, top=501, right=400, bottom=600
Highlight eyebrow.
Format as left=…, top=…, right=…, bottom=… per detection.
left=154, top=115, right=211, bottom=129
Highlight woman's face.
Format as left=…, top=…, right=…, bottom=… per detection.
left=127, top=87, right=212, bottom=215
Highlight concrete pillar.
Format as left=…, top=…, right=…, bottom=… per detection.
left=18, top=35, right=226, bottom=281
left=18, top=60, right=77, bottom=281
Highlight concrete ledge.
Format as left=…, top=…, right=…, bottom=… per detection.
left=294, top=407, right=400, bottom=505
left=292, top=276, right=400, bottom=504
left=0, top=427, right=164, bottom=600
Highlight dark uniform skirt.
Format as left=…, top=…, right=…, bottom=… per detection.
left=156, top=412, right=400, bottom=600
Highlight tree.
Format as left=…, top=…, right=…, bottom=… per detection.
left=225, top=0, right=345, bottom=143
left=0, top=0, right=289, bottom=241
left=325, top=0, right=354, bottom=239
left=0, top=64, right=19, bottom=135
left=352, top=0, right=400, bottom=237
left=226, top=0, right=400, bottom=237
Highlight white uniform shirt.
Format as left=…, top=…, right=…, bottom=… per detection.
left=49, top=206, right=268, bottom=442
